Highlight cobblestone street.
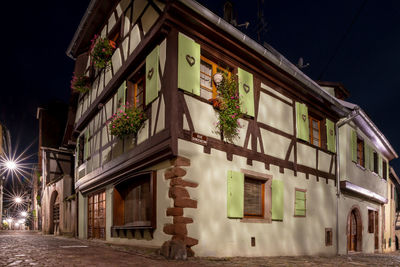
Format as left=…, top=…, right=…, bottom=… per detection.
left=2, top=231, right=400, bottom=266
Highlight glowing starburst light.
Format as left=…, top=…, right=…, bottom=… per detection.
left=5, top=161, right=17, bottom=170
left=21, top=211, right=27, bottom=217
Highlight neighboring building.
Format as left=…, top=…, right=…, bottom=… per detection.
left=0, top=122, right=11, bottom=224
left=37, top=101, right=76, bottom=236
left=65, top=0, right=397, bottom=257
left=388, top=168, right=400, bottom=251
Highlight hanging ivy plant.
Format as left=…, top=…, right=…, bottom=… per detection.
left=90, top=34, right=116, bottom=70
left=211, top=73, right=243, bottom=143
left=71, top=73, right=91, bottom=93
left=107, top=103, right=147, bottom=139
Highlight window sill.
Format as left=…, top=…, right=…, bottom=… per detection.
left=240, top=218, right=271, bottom=224
left=354, top=163, right=366, bottom=171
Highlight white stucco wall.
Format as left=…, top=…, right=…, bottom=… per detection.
left=339, top=124, right=387, bottom=198
left=338, top=194, right=381, bottom=254
left=178, top=139, right=337, bottom=257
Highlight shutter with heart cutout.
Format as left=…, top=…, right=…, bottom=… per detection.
left=146, top=45, right=160, bottom=105
left=178, top=33, right=200, bottom=96
left=295, top=102, right=309, bottom=142
left=238, top=68, right=255, bottom=117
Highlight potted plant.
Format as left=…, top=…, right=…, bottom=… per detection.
left=107, top=103, right=147, bottom=139
left=90, top=34, right=116, bottom=70
left=71, top=73, right=91, bottom=93
left=211, top=73, right=243, bottom=143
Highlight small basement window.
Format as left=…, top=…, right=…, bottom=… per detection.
left=113, top=172, right=156, bottom=228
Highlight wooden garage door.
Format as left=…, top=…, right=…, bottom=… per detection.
left=88, top=191, right=106, bottom=239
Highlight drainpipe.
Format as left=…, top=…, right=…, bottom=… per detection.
left=335, top=107, right=360, bottom=255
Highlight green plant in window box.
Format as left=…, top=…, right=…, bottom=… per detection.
left=71, top=73, right=91, bottom=93
left=90, top=34, right=116, bottom=70
left=108, top=103, right=147, bottom=139
left=211, top=73, right=243, bottom=143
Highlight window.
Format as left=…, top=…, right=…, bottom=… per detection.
left=294, top=188, right=306, bottom=217
left=373, top=151, right=378, bottom=173
left=309, top=116, right=321, bottom=147
left=325, top=228, right=333, bottom=246
left=383, top=160, right=387, bottom=180
left=357, top=137, right=364, bottom=167
left=244, top=177, right=265, bottom=218
left=127, top=71, right=145, bottom=110
left=368, top=210, right=374, bottom=233
left=88, top=191, right=106, bottom=239
left=78, top=135, right=85, bottom=166
left=108, top=18, right=122, bottom=48
left=113, top=172, right=156, bottom=228
left=200, top=56, right=230, bottom=100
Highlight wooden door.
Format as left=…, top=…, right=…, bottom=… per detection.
left=374, top=211, right=379, bottom=250
left=348, top=210, right=357, bottom=251
left=88, top=191, right=106, bottom=239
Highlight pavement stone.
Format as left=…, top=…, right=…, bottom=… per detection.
left=1, top=230, right=400, bottom=266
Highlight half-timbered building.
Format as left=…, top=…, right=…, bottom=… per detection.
left=66, top=0, right=397, bottom=256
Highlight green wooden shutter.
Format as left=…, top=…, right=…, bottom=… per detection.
left=296, top=102, right=309, bottom=142
left=84, top=130, right=89, bottom=161
left=378, top=154, right=383, bottom=177
left=116, top=81, right=126, bottom=110
left=227, top=170, right=244, bottom=218
left=326, top=119, right=336, bottom=153
left=178, top=33, right=200, bottom=95
left=146, top=45, right=160, bottom=105
left=370, top=148, right=375, bottom=171
left=271, top=179, right=284, bottom=220
left=364, top=143, right=370, bottom=170
left=238, top=68, right=255, bottom=117
left=294, top=190, right=306, bottom=216
left=351, top=129, right=357, bottom=162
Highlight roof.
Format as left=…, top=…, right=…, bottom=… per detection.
left=336, top=99, right=398, bottom=160
left=65, top=0, right=397, bottom=160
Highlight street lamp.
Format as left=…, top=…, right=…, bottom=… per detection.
left=5, top=161, right=17, bottom=170
left=14, top=197, right=22, bottom=204
left=21, top=211, right=27, bottom=217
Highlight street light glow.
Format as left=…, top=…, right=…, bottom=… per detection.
left=21, top=211, right=28, bottom=217
left=15, top=197, right=22, bottom=204
left=6, top=218, right=13, bottom=223
left=5, top=160, right=17, bottom=170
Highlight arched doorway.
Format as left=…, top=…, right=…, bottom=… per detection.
left=347, top=207, right=362, bottom=252
left=49, top=191, right=60, bottom=235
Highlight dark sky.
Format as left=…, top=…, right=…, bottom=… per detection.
left=1, top=0, right=399, bottom=175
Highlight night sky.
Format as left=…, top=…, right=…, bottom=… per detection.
left=1, top=0, right=399, bottom=182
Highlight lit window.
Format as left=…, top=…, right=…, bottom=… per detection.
left=127, top=72, right=145, bottom=110
left=309, top=116, right=321, bottom=147
left=200, top=56, right=230, bottom=100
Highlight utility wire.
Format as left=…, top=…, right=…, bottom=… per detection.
left=318, top=0, right=368, bottom=80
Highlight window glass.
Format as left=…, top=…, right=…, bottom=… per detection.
left=200, top=56, right=230, bottom=100
left=309, top=116, right=321, bottom=147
